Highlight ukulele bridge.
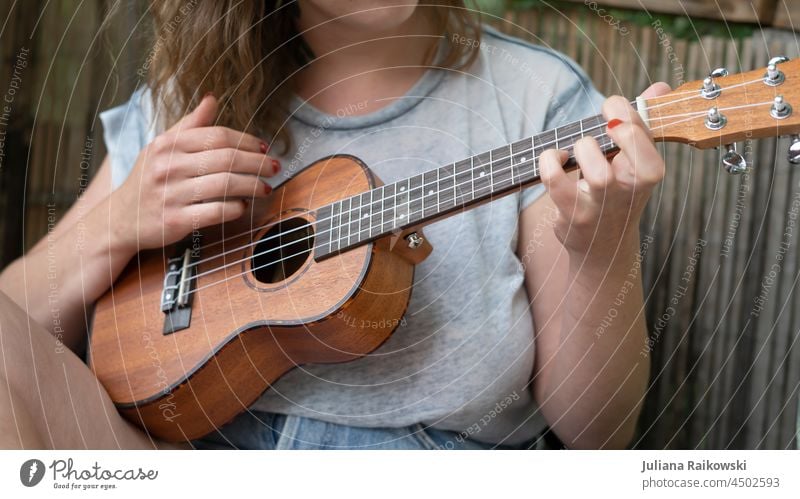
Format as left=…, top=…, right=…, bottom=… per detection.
left=160, top=246, right=198, bottom=334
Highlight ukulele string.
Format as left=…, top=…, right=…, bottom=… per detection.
left=179, top=98, right=779, bottom=296
left=641, top=77, right=765, bottom=112
left=188, top=76, right=768, bottom=259
left=179, top=99, right=778, bottom=291
left=182, top=140, right=621, bottom=298
left=183, top=116, right=615, bottom=271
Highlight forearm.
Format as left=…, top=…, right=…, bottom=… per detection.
left=0, top=197, right=135, bottom=352
left=540, top=228, right=650, bottom=448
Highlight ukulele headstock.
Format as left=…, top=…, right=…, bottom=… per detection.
left=643, top=57, right=800, bottom=172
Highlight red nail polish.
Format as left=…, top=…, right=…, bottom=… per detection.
left=263, top=181, right=272, bottom=195
left=260, top=142, right=268, bottom=154
left=607, top=118, right=623, bottom=129
left=272, top=159, right=281, bottom=173
left=204, top=91, right=214, bottom=98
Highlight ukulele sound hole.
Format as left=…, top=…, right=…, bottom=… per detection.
left=252, top=217, right=314, bottom=284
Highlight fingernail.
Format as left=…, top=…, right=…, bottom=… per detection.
left=607, top=118, right=623, bottom=130
left=260, top=142, right=268, bottom=154
left=272, top=159, right=281, bottom=173
left=263, top=181, right=272, bottom=195
left=204, top=91, right=214, bottom=98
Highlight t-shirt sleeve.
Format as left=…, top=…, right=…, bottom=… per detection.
left=518, top=61, right=606, bottom=213
left=99, top=87, right=157, bottom=190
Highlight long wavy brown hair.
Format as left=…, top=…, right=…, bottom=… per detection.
left=145, top=1, right=482, bottom=154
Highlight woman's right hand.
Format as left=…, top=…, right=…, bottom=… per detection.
left=110, top=93, right=281, bottom=252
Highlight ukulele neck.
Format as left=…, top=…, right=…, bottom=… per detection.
left=313, top=106, right=636, bottom=260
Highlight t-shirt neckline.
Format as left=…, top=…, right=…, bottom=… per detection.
left=288, top=40, right=448, bottom=131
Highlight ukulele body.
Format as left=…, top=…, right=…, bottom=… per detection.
left=89, top=155, right=429, bottom=442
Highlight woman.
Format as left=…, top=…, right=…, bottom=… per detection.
left=0, top=0, right=669, bottom=449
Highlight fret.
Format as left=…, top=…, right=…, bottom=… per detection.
left=367, top=190, right=374, bottom=239
left=315, top=205, right=332, bottom=256
left=454, top=158, right=472, bottom=205
left=511, top=137, right=532, bottom=184
left=382, top=183, right=397, bottom=233
left=340, top=196, right=352, bottom=249
left=331, top=200, right=342, bottom=252
left=553, top=127, right=559, bottom=150
left=489, top=149, right=494, bottom=195
left=436, top=167, right=441, bottom=213
left=470, top=154, right=476, bottom=198
left=473, top=151, right=491, bottom=196
left=439, top=163, right=456, bottom=210
left=351, top=195, right=362, bottom=246
left=420, top=172, right=425, bottom=221
left=359, top=191, right=371, bottom=241
left=423, top=170, right=437, bottom=218
left=395, top=178, right=410, bottom=226
left=490, top=144, right=511, bottom=161
left=408, top=174, right=424, bottom=223
left=492, top=144, right=513, bottom=189
left=537, top=129, right=555, bottom=156
left=370, top=186, right=383, bottom=239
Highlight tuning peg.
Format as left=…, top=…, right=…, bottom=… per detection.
left=722, top=144, right=748, bottom=174
left=709, top=67, right=729, bottom=78
left=705, top=107, right=727, bottom=130
left=769, top=56, right=790, bottom=66
left=701, top=76, right=722, bottom=99
left=764, top=63, right=786, bottom=86
left=789, top=135, right=800, bottom=165
left=771, top=95, right=793, bottom=119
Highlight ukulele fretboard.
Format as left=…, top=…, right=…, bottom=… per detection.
left=314, top=109, right=620, bottom=260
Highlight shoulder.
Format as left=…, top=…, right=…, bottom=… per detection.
left=475, top=25, right=596, bottom=100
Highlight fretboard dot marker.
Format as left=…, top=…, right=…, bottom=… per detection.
left=479, top=171, right=485, bottom=177
left=399, top=186, right=406, bottom=192
left=428, top=189, right=434, bottom=195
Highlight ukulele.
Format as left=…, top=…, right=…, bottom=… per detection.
left=90, top=58, right=800, bottom=442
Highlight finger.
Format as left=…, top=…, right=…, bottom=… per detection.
left=167, top=93, right=218, bottom=133
left=573, top=137, right=613, bottom=195
left=606, top=122, right=665, bottom=187
left=603, top=95, right=644, bottom=132
left=538, top=149, right=576, bottom=208
left=640, top=82, right=672, bottom=99
left=185, top=199, right=248, bottom=228
left=183, top=172, right=272, bottom=203
left=609, top=151, right=637, bottom=188
left=183, top=149, right=281, bottom=178
left=175, top=126, right=266, bottom=154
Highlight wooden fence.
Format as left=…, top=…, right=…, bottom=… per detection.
left=559, top=0, right=800, bottom=28
left=1, top=1, right=799, bottom=449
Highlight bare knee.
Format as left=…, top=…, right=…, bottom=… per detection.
left=0, top=373, right=46, bottom=449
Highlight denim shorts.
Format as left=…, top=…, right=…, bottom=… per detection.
left=190, top=410, right=555, bottom=450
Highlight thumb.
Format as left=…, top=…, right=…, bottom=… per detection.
left=167, top=92, right=218, bottom=133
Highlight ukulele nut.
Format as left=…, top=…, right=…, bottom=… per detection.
left=705, top=107, right=727, bottom=131
left=771, top=96, right=792, bottom=120
left=406, top=232, right=424, bottom=249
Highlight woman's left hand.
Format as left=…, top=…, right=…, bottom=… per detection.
left=539, top=82, right=671, bottom=258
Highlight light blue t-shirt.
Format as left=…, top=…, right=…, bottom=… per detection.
left=99, top=26, right=605, bottom=445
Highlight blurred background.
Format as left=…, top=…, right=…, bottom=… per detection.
left=1, top=0, right=799, bottom=449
